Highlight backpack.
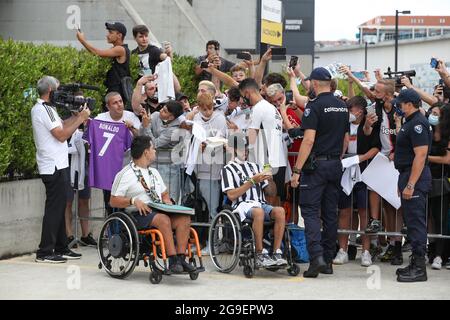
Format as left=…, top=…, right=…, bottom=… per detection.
left=287, top=223, right=309, bottom=263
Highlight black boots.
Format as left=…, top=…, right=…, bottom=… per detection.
left=391, top=241, right=403, bottom=265
left=396, top=255, right=427, bottom=282
left=303, top=256, right=327, bottom=278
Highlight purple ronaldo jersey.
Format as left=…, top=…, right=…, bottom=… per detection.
left=86, top=119, right=132, bottom=190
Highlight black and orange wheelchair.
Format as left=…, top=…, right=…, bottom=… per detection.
left=97, top=211, right=205, bottom=284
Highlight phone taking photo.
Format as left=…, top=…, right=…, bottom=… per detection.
left=431, top=58, right=439, bottom=69
left=289, top=56, right=299, bottom=69
left=236, top=52, right=252, bottom=60
left=285, top=90, right=294, bottom=103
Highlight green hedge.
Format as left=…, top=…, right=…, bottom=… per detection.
left=0, top=38, right=198, bottom=179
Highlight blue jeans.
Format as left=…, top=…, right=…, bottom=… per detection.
left=155, top=163, right=181, bottom=203
left=198, top=179, right=221, bottom=219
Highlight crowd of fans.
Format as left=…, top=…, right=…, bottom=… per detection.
left=33, top=21, right=449, bottom=271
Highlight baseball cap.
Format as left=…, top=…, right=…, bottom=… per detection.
left=228, top=132, right=248, bottom=150
left=309, top=67, right=332, bottom=81
left=393, top=88, right=421, bottom=106
left=175, top=92, right=189, bottom=101
left=105, top=22, right=127, bottom=37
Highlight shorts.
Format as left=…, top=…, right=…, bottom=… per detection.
left=67, top=175, right=91, bottom=202
left=272, top=166, right=287, bottom=202
left=132, top=211, right=158, bottom=230
left=244, top=203, right=274, bottom=221
left=338, top=182, right=368, bottom=210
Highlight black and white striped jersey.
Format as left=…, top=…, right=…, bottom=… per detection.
left=221, top=159, right=269, bottom=208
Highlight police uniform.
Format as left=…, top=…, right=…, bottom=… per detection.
left=295, top=68, right=349, bottom=274
left=394, top=95, right=432, bottom=259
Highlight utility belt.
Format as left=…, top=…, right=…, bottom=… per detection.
left=303, top=153, right=340, bottom=173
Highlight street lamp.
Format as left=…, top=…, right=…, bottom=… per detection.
left=363, top=35, right=376, bottom=71
left=395, top=10, right=411, bottom=72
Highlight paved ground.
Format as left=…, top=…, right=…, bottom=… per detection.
left=1, top=246, right=449, bottom=300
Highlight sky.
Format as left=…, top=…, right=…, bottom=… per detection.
left=315, top=0, right=450, bottom=41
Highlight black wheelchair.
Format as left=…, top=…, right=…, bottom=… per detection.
left=97, top=211, right=205, bottom=284
left=208, top=208, right=300, bottom=278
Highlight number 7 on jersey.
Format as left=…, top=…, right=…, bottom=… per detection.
left=98, top=132, right=115, bottom=157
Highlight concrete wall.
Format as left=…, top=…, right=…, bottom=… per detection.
left=0, top=179, right=104, bottom=259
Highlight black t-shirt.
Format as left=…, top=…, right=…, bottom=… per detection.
left=132, top=45, right=163, bottom=74
left=394, top=111, right=432, bottom=170
left=301, top=92, right=350, bottom=156
left=429, top=137, right=449, bottom=178
left=196, top=55, right=236, bottom=81
left=104, top=44, right=131, bottom=91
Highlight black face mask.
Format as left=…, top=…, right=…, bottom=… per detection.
left=241, top=95, right=251, bottom=107
left=308, top=89, right=316, bottom=100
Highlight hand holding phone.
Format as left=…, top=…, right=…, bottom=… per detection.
left=289, top=56, right=299, bottom=69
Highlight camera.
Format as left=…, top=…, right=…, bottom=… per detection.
left=50, top=83, right=99, bottom=112
left=200, top=60, right=210, bottom=69
left=236, top=52, right=252, bottom=60
left=384, top=67, right=416, bottom=87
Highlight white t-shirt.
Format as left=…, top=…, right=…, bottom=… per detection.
left=111, top=163, right=167, bottom=210
left=379, top=109, right=395, bottom=156
left=31, top=99, right=69, bottom=174
left=95, top=110, right=141, bottom=130
left=248, top=99, right=287, bottom=168
left=227, top=107, right=252, bottom=132
left=348, top=123, right=359, bottom=155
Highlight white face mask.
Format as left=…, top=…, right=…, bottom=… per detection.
left=349, top=113, right=357, bottom=123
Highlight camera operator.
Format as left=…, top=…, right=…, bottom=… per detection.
left=32, top=76, right=90, bottom=263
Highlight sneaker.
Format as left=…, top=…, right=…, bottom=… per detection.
left=402, top=241, right=412, bottom=253
left=361, top=250, right=372, bottom=267
left=333, top=248, right=349, bottom=265
left=67, top=236, right=78, bottom=249
left=380, top=245, right=394, bottom=262
left=168, top=256, right=183, bottom=274
left=178, top=256, right=196, bottom=272
left=256, top=249, right=277, bottom=268
left=79, top=233, right=97, bottom=247
left=35, top=254, right=67, bottom=264
left=391, top=254, right=403, bottom=265
left=369, top=244, right=383, bottom=261
left=201, top=246, right=210, bottom=256
left=272, top=249, right=288, bottom=266
left=348, top=244, right=357, bottom=261
left=55, top=249, right=82, bottom=260
left=432, top=256, right=442, bottom=270
left=365, top=219, right=381, bottom=234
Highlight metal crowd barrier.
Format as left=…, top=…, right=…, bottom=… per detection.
left=69, top=145, right=450, bottom=248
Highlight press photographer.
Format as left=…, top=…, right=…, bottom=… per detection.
left=31, top=76, right=91, bottom=264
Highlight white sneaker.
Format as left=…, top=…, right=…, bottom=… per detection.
left=432, top=256, right=442, bottom=270
left=333, top=248, right=349, bottom=265
left=361, top=250, right=372, bottom=267
left=256, top=248, right=277, bottom=268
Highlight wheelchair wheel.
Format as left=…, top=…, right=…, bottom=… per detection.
left=243, top=265, right=254, bottom=278
left=209, top=210, right=241, bottom=273
left=241, top=224, right=256, bottom=270
left=287, top=263, right=300, bottom=276
left=149, top=270, right=163, bottom=284
left=97, top=212, right=139, bottom=279
left=283, top=228, right=294, bottom=265
left=189, top=271, right=199, bottom=281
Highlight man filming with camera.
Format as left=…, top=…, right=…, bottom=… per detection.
left=32, top=76, right=91, bottom=263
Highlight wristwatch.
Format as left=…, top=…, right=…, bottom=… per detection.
left=406, top=183, right=414, bottom=190
left=292, top=167, right=301, bottom=174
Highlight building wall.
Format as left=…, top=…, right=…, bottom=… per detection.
left=0, top=179, right=104, bottom=259
left=315, top=35, right=450, bottom=93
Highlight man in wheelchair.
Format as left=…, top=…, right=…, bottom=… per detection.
left=222, top=132, right=288, bottom=268
left=110, top=135, right=196, bottom=274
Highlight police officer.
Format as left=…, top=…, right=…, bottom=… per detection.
left=290, top=67, right=349, bottom=278
left=393, top=89, right=432, bottom=282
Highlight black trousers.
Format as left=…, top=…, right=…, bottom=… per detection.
left=37, top=167, right=69, bottom=257
left=298, top=160, right=342, bottom=262
left=398, top=167, right=432, bottom=257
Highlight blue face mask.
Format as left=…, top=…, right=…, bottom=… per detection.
left=428, top=114, right=440, bottom=126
